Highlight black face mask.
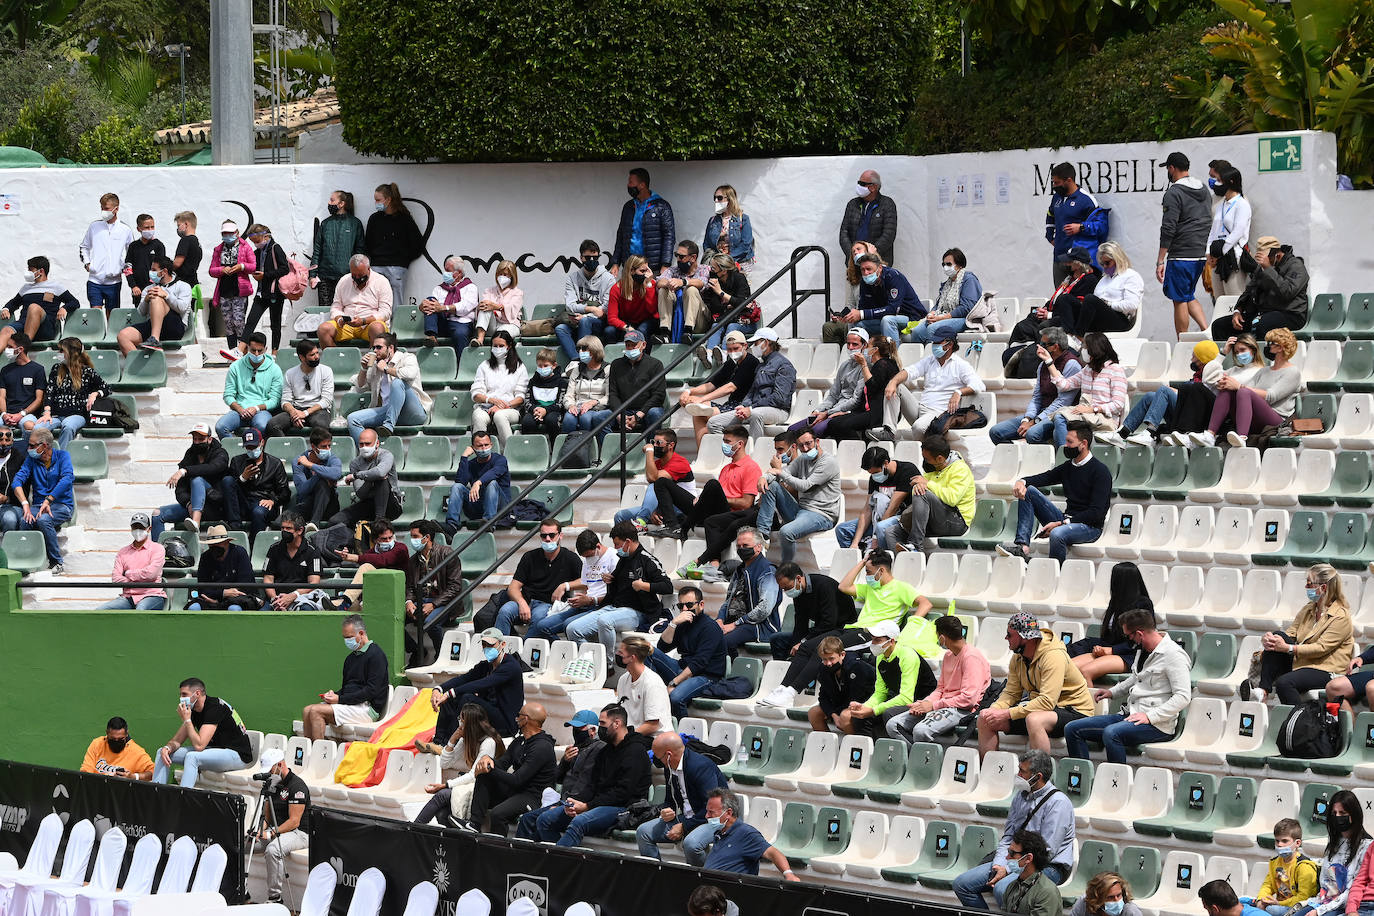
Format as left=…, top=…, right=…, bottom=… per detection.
left=1052, top=184, right=1067, bottom=197
left=353, top=274, right=369, bottom=287
left=676, top=260, right=691, bottom=273
left=107, top=737, right=128, bottom=753
left=1211, top=182, right=1227, bottom=197
left=652, top=445, right=668, bottom=459
left=306, top=358, right=321, bottom=368
left=1062, top=445, right=1081, bottom=462
left=582, top=256, right=599, bottom=272
left=736, top=545, right=755, bottom=562
left=1334, top=814, right=1353, bottom=832
left=626, top=185, right=639, bottom=199
left=573, top=729, right=593, bottom=749
left=327, top=203, right=341, bottom=216
left=922, top=459, right=940, bottom=474
left=596, top=725, right=612, bottom=743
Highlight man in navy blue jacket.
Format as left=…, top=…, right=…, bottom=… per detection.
left=1045, top=162, right=1108, bottom=284
left=649, top=585, right=728, bottom=718
left=999, top=420, right=1112, bottom=564
left=637, top=732, right=728, bottom=864
left=429, top=627, right=524, bottom=741
left=444, top=430, right=510, bottom=531
left=839, top=254, right=925, bottom=342
left=613, top=168, right=676, bottom=274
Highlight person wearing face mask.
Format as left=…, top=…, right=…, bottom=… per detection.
left=22, top=336, right=110, bottom=449
left=617, top=429, right=695, bottom=531
left=301, top=614, right=390, bottom=741
left=1206, top=166, right=1253, bottom=299
left=444, top=430, right=512, bottom=530
left=13, top=427, right=75, bottom=573
left=978, top=614, right=1095, bottom=756
left=219, top=427, right=290, bottom=538
left=829, top=333, right=900, bottom=442
left=215, top=332, right=284, bottom=440
left=846, top=620, right=937, bottom=738
left=115, top=255, right=192, bottom=354
left=318, top=253, right=392, bottom=351
left=1245, top=821, right=1320, bottom=916
left=473, top=260, right=523, bottom=348
left=675, top=426, right=763, bottom=580
left=1243, top=563, right=1354, bottom=705
left=1201, top=880, right=1277, bottom=916
left=291, top=427, right=343, bottom=525
left=1044, top=162, right=1108, bottom=285
left=839, top=168, right=897, bottom=266
left=242, top=223, right=289, bottom=356
left=94, top=511, right=167, bottom=609
left=614, top=636, right=671, bottom=735
left=346, top=331, right=431, bottom=443
left=327, top=426, right=402, bottom=531
left=364, top=182, right=423, bottom=308
left=754, top=429, right=840, bottom=563
left=268, top=341, right=335, bottom=439
left=699, top=788, right=801, bottom=881
left=683, top=329, right=759, bottom=447
left=1042, top=331, right=1127, bottom=448
left=1156, top=150, right=1214, bottom=336
left=555, top=240, right=617, bottom=360
left=1188, top=326, right=1301, bottom=449
left=1305, top=790, right=1371, bottom=916
left=465, top=702, right=557, bottom=837
left=1047, top=241, right=1142, bottom=339
left=831, top=549, right=938, bottom=661
left=703, top=184, right=755, bottom=274
left=1004, top=246, right=1099, bottom=379
left=208, top=219, right=257, bottom=358
left=1001, top=830, right=1064, bottom=916
left=907, top=248, right=984, bottom=344
left=650, top=585, right=729, bottom=718
left=788, top=327, right=865, bottom=440
left=840, top=253, right=925, bottom=342
left=895, top=433, right=974, bottom=553
left=81, top=716, right=154, bottom=781
left=1211, top=234, right=1310, bottom=344
left=701, top=327, right=794, bottom=439
left=422, top=254, right=479, bottom=349
left=262, top=510, right=324, bottom=610
left=187, top=525, right=256, bottom=611
left=566, top=521, right=673, bottom=658
left=606, top=255, right=660, bottom=344
left=528, top=529, right=619, bottom=643
left=404, top=520, right=464, bottom=666
left=607, top=328, right=667, bottom=434
left=560, top=335, right=611, bottom=439
left=488, top=519, right=583, bottom=636
left=469, top=330, right=527, bottom=447
left=309, top=189, right=365, bottom=313
left=989, top=328, right=1083, bottom=447
left=613, top=167, right=676, bottom=275
left=657, top=241, right=711, bottom=342
left=171, top=210, right=202, bottom=286
left=0, top=334, right=46, bottom=436
left=886, top=615, right=990, bottom=743
left=1062, top=609, right=1190, bottom=763
left=1068, top=873, right=1141, bottom=916
left=534, top=704, right=653, bottom=847
left=520, top=348, right=567, bottom=436
left=152, top=676, right=254, bottom=788
left=434, top=628, right=525, bottom=740
left=1158, top=334, right=1258, bottom=447
left=336, top=518, right=409, bottom=610
left=998, top=419, right=1111, bottom=564
left=805, top=635, right=876, bottom=733
left=699, top=252, right=755, bottom=353
left=823, top=240, right=882, bottom=343
left=759, top=564, right=855, bottom=701
left=952, top=751, right=1075, bottom=909
left=152, top=424, right=228, bottom=540
left=124, top=213, right=166, bottom=308
left=0, top=427, right=27, bottom=534
left=1101, top=338, right=1219, bottom=449
left=78, top=191, right=134, bottom=312
left=636, top=731, right=728, bottom=864
left=0, top=256, right=79, bottom=352
left=516, top=708, right=606, bottom=840
left=889, top=333, right=983, bottom=439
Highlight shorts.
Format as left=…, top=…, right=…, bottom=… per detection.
left=133, top=311, right=186, bottom=342
left=1006, top=707, right=1087, bottom=739
left=7, top=313, right=58, bottom=341
left=330, top=703, right=381, bottom=726
left=328, top=319, right=386, bottom=342
left=1162, top=259, right=1204, bottom=302
left=1348, top=670, right=1374, bottom=701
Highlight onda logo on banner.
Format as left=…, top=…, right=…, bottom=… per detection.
left=507, top=873, right=549, bottom=916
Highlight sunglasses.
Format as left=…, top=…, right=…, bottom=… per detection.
left=675, top=602, right=699, bottom=611
left=857, top=180, right=876, bottom=187
left=713, top=195, right=727, bottom=202
left=539, top=532, right=560, bottom=541
left=371, top=345, right=386, bottom=351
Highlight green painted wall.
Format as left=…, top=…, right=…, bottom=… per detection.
left=0, top=569, right=407, bottom=769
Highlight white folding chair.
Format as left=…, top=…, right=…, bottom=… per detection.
left=453, top=888, right=491, bottom=916
left=401, top=882, right=439, bottom=916
left=36, top=827, right=125, bottom=916
left=344, top=868, right=386, bottom=916
left=0, top=812, right=63, bottom=893
left=188, top=844, right=226, bottom=895
left=297, top=862, right=339, bottom=916
left=73, top=833, right=162, bottom=916
left=9, top=820, right=95, bottom=916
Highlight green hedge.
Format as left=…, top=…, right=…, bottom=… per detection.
left=904, top=7, right=1232, bottom=155
left=335, top=0, right=936, bottom=161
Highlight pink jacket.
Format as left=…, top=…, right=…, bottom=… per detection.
left=209, top=241, right=258, bottom=305
left=1348, top=840, right=1374, bottom=914
left=928, top=645, right=992, bottom=710
left=112, top=540, right=166, bottom=602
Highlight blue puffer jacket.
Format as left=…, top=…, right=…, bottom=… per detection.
left=614, top=194, right=676, bottom=271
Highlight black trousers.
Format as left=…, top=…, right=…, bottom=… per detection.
left=652, top=477, right=697, bottom=527
left=1211, top=309, right=1306, bottom=356
left=415, top=788, right=457, bottom=827
left=699, top=509, right=756, bottom=564
left=1258, top=631, right=1335, bottom=704
left=1172, top=382, right=1217, bottom=434
left=780, top=627, right=872, bottom=690
left=246, top=291, right=285, bottom=351
left=435, top=694, right=513, bottom=745
left=825, top=408, right=884, bottom=441
left=327, top=484, right=402, bottom=528
left=1049, top=294, right=1135, bottom=337
left=470, top=776, right=542, bottom=837
left=684, top=479, right=732, bottom=534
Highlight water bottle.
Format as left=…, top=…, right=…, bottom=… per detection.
left=736, top=742, right=748, bottom=765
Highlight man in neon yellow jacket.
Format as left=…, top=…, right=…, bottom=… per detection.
left=900, top=433, right=975, bottom=552
left=847, top=620, right=935, bottom=738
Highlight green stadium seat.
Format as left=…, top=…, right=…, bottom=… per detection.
left=548, top=434, right=598, bottom=479
left=68, top=440, right=107, bottom=483
left=331, top=392, right=370, bottom=433
left=1300, top=452, right=1374, bottom=508
left=517, top=345, right=560, bottom=373
left=87, top=348, right=120, bottom=383
left=250, top=535, right=275, bottom=573
left=114, top=349, right=166, bottom=392
left=456, top=347, right=487, bottom=387
left=1304, top=293, right=1346, bottom=340
left=1118, top=445, right=1185, bottom=499
left=937, top=500, right=1005, bottom=551
left=518, top=485, right=573, bottom=528
left=1269, top=712, right=1352, bottom=773
left=1157, top=447, right=1223, bottom=500
left=1134, top=771, right=1216, bottom=837
left=869, top=742, right=942, bottom=805
left=656, top=343, right=698, bottom=386
left=330, top=436, right=356, bottom=467
left=604, top=343, right=626, bottom=363
left=322, top=347, right=360, bottom=390
left=1227, top=704, right=1293, bottom=768
left=106, top=308, right=141, bottom=342
left=832, top=738, right=906, bottom=799
left=918, top=824, right=997, bottom=890
left=1092, top=445, right=1123, bottom=480
left=880, top=819, right=958, bottom=884
left=158, top=529, right=198, bottom=578
left=1191, top=633, right=1237, bottom=685
left=1172, top=775, right=1256, bottom=843
left=503, top=434, right=552, bottom=480
left=265, top=435, right=305, bottom=464
left=392, top=485, right=425, bottom=529
left=64, top=308, right=106, bottom=346
left=733, top=727, right=804, bottom=787
left=1269, top=783, right=1343, bottom=843
left=1055, top=757, right=1095, bottom=808
left=721, top=725, right=772, bottom=782
left=692, top=657, right=761, bottom=712
left=1061, top=841, right=1119, bottom=905
left=1299, top=512, right=1369, bottom=570
left=427, top=391, right=475, bottom=435
left=2, top=531, right=46, bottom=573
left=777, top=806, right=849, bottom=869
left=224, top=530, right=250, bottom=552
left=1113, top=444, right=1154, bottom=493
left=425, top=486, right=451, bottom=524
left=1254, top=511, right=1325, bottom=566
left=1345, top=293, right=1374, bottom=339
left=1118, top=846, right=1163, bottom=898
left=415, top=346, right=458, bottom=390
left=400, top=435, right=453, bottom=480
left=392, top=304, right=428, bottom=344
left=30, top=351, right=59, bottom=374
left=1311, top=711, right=1374, bottom=777
left=454, top=532, right=496, bottom=579
left=1310, top=340, right=1374, bottom=392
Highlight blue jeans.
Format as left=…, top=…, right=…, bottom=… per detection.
left=704, top=322, right=755, bottom=351
left=0, top=504, right=22, bottom=532
left=153, top=478, right=210, bottom=540
left=835, top=514, right=906, bottom=550
left=1013, top=485, right=1102, bottom=563
left=556, top=316, right=607, bottom=361
left=908, top=317, right=966, bottom=344
left=220, top=475, right=279, bottom=536
left=755, top=480, right=835, bottom=563
left=528, top=606, right=595, bottom=641
left=25, top=414, right=85, bottom=448
left=1063, top=713, right=1172, bottom=763
left=535, top=803, right=624, bottom=847
left=614, top=486, right=659, bottom=525
left=189, top=602, right=244, bottom=611
left=636, top=818, right=719, bottom=864
left=1122, top=386, right=1178, bottom=435
left=23, top=501, right=73, bottom=565
left=495, top=595, right=553, bottom=635
left=566, top=606, right=640, bottom=656
left=989, top=416, right=1054, bottom=445
left=152, top=745, right=246, bottom=788
left=517, top=802, right=563, bottom=840
left=347, top=379, right=428, bottom=441
left=562, top=409, right=613, bottom=444
left=87, top=281, right=121, bottom=312
left=880, top=314, right=916, bottom=342
left=425, top=313, right=472, bottom=351
left=647, top=649, right=716, bottom=719
left=215, top=409, right=271, bottom=441
left=97, top=595, right=167, bottom=610
left=445, top=479, right=508, bottom=527
left=954, top=862, right=1069, bottom=910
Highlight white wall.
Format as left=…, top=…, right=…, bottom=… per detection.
left=0, top=129, right=1359, bottom=343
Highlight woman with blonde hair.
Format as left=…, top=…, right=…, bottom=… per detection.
left=701, top=252, right=755, bottom=351
left=474, top=260, right=524, bottom=348
left=607, top=254, right=658, bottom=342
left=1243, top=563, right=1353, bottom=705
left=1189, top=326, right=1301, bottom=448
left=702, top=184, right=755, bottom=274
left=561, top=335, right=611, bottom=440
left=25, top=336, right=110, bottom=447
left=1050, top=240, right=1143, bottom=338
left=1070, top=873, right=1140, bottom=916
left=365, top=182, right=423, bottom=308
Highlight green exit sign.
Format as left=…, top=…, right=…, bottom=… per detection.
left=1258, top=135, right=1303, bottom=172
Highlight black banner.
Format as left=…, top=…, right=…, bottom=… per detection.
left=310, top=807, right=935, bottom=916
left=0, top=760, right=246, bottom=902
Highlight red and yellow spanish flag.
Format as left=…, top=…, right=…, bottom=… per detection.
left=333, top=688, right=439, bottom=787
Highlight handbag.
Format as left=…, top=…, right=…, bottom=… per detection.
left=927, top=405, right=988, bottom=436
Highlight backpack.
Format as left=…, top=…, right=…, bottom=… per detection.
left=695, top=676, right=753, bottom=700
left=87, top=396, right=138, bottom=431
left=278, top=253, right=311, bottom=301
left=682, top=734, right=733, bottom=766
left=557, top=431, right=596, bottom=470
left=1277, top=700, right=1342, bottom=759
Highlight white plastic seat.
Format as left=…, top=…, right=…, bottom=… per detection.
left=843, top=814, right=923, bottom=879
left=297, top=862, right=339, bottom=916
left=828, top=547, right=861, bottom=581
left=325, top=749, right=412, bottom=806
left=1262, top=448, right=1334, bottom=506
left=913, top=552, right=958, bottom=598
left=1142, top=697, right=1227, bottom=762
left=1146, top=855, right=1231, bottom=916
left=405, top=632, right=471, bottom=685
left=1120, top=505, right=1178, bottom=563
left=980, top=442, right=1024, bottom=496
left=784, top=342, right=814, bottom=382
left=903, top=746, right=978, bottom=809
left=811, top=810, right=888, bottom=875
left=1167, top=566, right=1241, bottom=628
left=676, top=716, right=707, bottom=738
left=1126, top=341, right=1170, bottom=390
left=1015, top=558, right=1062, bottom=617
left=1190, top=447, right=1260, bottom=503
left=799, top=735, right=873, bottom=795
left=1151, top=565, right=1205, bottom=626
left=1051, top=621, right=1085, bottom=648
left=1213, top=778, right=1299, bottom=848
left=1188, top=701, right=1268, bottom=764
left=1050, top=559, right=1102, bottom=619
left=693, top=434, right=727, bottom=479
left=337, top=688, right=415, bottom=741
left=976, top=554, right=1029, bottom=615
left=764, top=731, right=838, bottom=792
left=212, top=730, right=273, bottom=790
left=1072, top=762, right=1133, bottom=829
left=1089, top=765, right=1172, bottom=833
left=35, top=827, right=126, bottom=916
left=370, top=753, right=439, bottom=812
left=891, top=551, right=926, bottom=590
left=726, top=659, right=789, bottom=718
left=8, top=820, right=95, bottom=916
left=836, top=440, right=869, bottom=490
left=940, top=750, right=1017, bottom=815
left=746, top=796, right=782, bottom=844
left=1196, top=635, right=1263, bottom=697
left=1355, top=588, right=1374, bottom=640
left=707, top=721, right=741, bottom=758
left=300, top=738, right=341, bottom=791
left=1146, top=505, right=1213, bottom=564
left=1077, top=504, right=1143, bottom=560
left=1182, top=506, right=1248, bottom=565
left=976, top=615, right=1013, bottom=675
left=1306, top=392, right=1373, bottom=447
left=805, top=345, right=840, bottom=389
left=948, top=553, right=993, bottom=610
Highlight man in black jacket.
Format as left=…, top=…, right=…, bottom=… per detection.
left=533, top=705, right=652, bottom=847
left=810, top=635, right=878, bottom=734
left=516, top=709, right=605, bottom=840
left=637, top=731, right=728, bottom=864
left=429, top=628, right=524, bottom=741
left=565, top=521, right=673, bottom=659
left=301, top=614, right=389, bottom=740
left=607, top=329, right=666, bottom=434
left=467, top=702, right=559, bottom=836
left=220, top=428, right=290, bottom=539
left=758, top=566, right=858, bottom=707
left=839, top=168, right=898, bottom=266
left=999, top=419, right=1112, bottom=564
left=1209, top=234, right=1310, bottom=346
left=153, top=423, right=229, bottom=539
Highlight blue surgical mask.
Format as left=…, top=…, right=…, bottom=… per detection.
left=483, top=646, right=500, bottom=662
left=1235, top=350, right=1254, bottom=366
left=1006, top=856, right=1024, bottom=876
left=578, top=351, right=591, bottom=363
left=344, top=636, right=360, bottom=652
left=148, top=272, right=160, bottom=283
left=784, top=586, right=803, bottom=599
left=474, top=448, right=491, bottom=461
left=246, top=447, right=262, bottom=459
left=409, top=536, right=425, bottom=551
left=615, top=547, right=629, bottom=557
left=316, top=448, right=331, bottom=460
left=1104, top=902, right=1125, bottom=916
left=375, top=539, right=395, bottom=552
left=720, top=442, right=736, bottom=458
left=801, top=447, right=818, bottom=461
left=625, top=347, right=642, bottom=361
left=1307, top=588, right=1320, bottom=602
left=862, top=272, right=878, bottom=286
left=221, top=234, right=235, bottom=244
left=247, top=352, right=264, bottom=366
left=872, top=470, right=889, bottom=483
left=865, top=574, right=880, bottom=587
left=27, top=448, right=41, bottom=460
left=1277, top=844, right=1296, bottom=859
left=374, top=202, right=385, bottom=211
left=541, top=540, right=558, bottom=553
left=536, top=365, right=554, bottom=378
left=1208, top=177, right=1221, bottom=190
left=707, top=816, right=722, bottom=827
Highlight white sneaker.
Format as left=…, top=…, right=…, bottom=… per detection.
left=1226, top=430, right=1247, bottom=448
left=1097, top=431, right=1126, bottom=449
left=757, top=685, right=796, bottom=708
left=1125, top=430, right=1155, bottom=447
left=1188, top=431, right=1216, bottom=449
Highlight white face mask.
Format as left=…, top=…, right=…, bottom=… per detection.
left=22, top=271, right=36, bottom=284
left=359, top=445, right=376, bottom=458
left=714, top=200, right=727, bottom=214
left=942, top=264, right=957, bottom=278
left=727, top=349, right=745, bottom=362
left=132, top=529, right=148, bottom=543
left=853, top=183, right=869, bottom=198
left=496, top=275, right=511, bottom=289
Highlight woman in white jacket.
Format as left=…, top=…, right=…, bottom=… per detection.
left=1050, top=241, right=1142, bottom=339
left=413, top=703, right=506, bottom=828
left=1207, top=166, right=1253, bottom=299
left=471, top=330, right=528, bottom=447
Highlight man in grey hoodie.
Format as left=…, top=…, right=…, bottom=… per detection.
left=556, top=239, right=617, bottom=360
left=1155, top=151, right=1213, bottom=338
left=755, top=427, right=841, bottom=563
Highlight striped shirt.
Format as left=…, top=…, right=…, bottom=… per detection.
left=1054, top=361, right=1127, bottom=417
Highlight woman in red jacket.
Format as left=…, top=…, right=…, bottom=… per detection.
left=608, top=255, right=659, bottom=343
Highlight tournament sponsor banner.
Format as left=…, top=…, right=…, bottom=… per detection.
left=0, top=759, right=246, bottom=902
left=311, top=807, right=933, bottom=916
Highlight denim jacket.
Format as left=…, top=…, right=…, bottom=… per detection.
left=703, top=213, right=755, bottom=264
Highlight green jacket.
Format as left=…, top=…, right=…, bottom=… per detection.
left=1005, top=870, right=1062, bottom=916
left=223, top=354, right=284, bottom=411
left=311, top=214, right=366, bottom=280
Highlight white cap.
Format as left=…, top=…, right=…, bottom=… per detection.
left=257, top=748, right=284, bottom=774
left=748, top=327, right=780, bottom=344
left=868, top=620, right=901, bottom=642
left=189, top=423, right=211, bottom=437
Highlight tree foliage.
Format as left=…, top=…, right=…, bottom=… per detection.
left=963, top=0, right=1196, bottom=53
left=334, top=0, right=941, bottom=161
left=75, top=112, right=159, bottom=163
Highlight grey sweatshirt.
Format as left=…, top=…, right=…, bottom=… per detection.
left=817, top=356, right=864, bottom=414
left=1250, top=365, right=1302, bottom=417
left=564, top=266, right=616, bottom=313
left=776, top=449, right=843, bottom=523
left=1160, top=176, right=1212, bottom=258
